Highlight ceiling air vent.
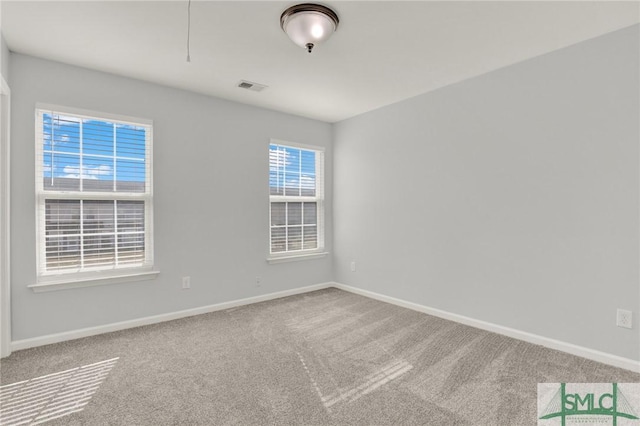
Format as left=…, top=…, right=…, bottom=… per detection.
left=237, top=80, right=268, bottom=92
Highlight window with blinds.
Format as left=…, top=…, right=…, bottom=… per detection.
left=35, top=105, right=153, bottom=279
left=269, top=141, right=324, bottom=256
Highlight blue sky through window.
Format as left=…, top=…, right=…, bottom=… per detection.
left=269, top=144, right=316, bottom=196
left=42, top=113, right=147, bottom=189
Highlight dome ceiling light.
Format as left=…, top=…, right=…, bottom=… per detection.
left=280, top=3, right=339, bottom=53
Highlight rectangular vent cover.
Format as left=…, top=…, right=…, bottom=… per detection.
left=237, top=80, right=268, bottom=92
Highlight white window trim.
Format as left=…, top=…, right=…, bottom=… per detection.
left=33, top=104, right=157, bottom=291
left=28, top=269, right=160, bottom=293
left=268, top=139, right=327, bottom=262
left=266, top=252, right=328, bottom=264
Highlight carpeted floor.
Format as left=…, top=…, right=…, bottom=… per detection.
left=1, top=288, right=638, bottom=425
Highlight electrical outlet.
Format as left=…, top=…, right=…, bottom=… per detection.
left=256, top=276, right=261, bottom=287
left=616, top=309, right=632, bottom=329
left=182, top=276, right=191, bottom=290
left=350, top=261, right=356, bottom=272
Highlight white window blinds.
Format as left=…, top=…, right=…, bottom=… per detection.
left=269, top=141, right=324, bottom=255
left=35, top=105, right=153, bottom=277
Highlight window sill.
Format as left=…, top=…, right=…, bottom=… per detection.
left=29, top=270, right=160, bottom=293
left=267, top=252, right=329, bottom=264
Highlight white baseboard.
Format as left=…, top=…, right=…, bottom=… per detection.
left=11, top=282, right=332, bottom=352
left=332, top=282, right=640, bottom=374
left=11, top=281, right=640, bottom=373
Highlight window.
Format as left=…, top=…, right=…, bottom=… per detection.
left=34, top=105, right=154, bottom=289
left=269, top=141, right=325, bottom=260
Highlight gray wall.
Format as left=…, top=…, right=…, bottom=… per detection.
left=8, top=23, right=639, bottom=363
left=10, top=54, right=333, bottom=340
left=333, top=25, right=640, bottom=361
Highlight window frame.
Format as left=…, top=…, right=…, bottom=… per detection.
left=267, top=139, right=327, bottom=263
left=31, top=104, right=157, bottom=292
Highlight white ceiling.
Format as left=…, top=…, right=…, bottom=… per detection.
left=2, top=1, right=638, bottom=123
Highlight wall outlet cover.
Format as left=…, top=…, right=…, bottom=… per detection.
left=182, top=276, right=191, bottom=289
left=616, top=309, right=632, bottom=329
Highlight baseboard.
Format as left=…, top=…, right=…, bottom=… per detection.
left=11, top=282, right=333, bottom=352
left=11, top=281, right=640, bottom=373
left=332, top=282, right=640, bottom=374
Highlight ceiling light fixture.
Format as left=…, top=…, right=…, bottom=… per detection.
left=280, top=3, right=339, bottom=53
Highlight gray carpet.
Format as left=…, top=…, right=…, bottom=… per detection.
left=1, top=288, right=638, bottom=425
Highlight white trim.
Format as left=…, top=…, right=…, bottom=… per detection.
left=11, top=281, right=639, bottom=373
left=34, top=106, right=154, bottom=282
left=332, top=282, right=640, bottom=373
left=33, top=192, right=150, bottom=200
left=267, top=251, right=329, bottom=264
left=269, top=138, right=325, bottom=152
left=28, top=269, right=160, bottom=293
left=268, top=141, right=325, bottom=256
left=35, top=103, right=153, bottom=127
left=0, top=76, right=11, bottom=358
left=11, top=282, right=332, bottom=351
